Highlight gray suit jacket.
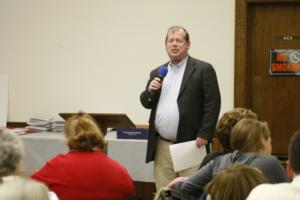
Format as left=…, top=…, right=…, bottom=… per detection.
left=140, top=56, right=221, bottom=163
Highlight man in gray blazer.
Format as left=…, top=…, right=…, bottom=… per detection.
left=140, top=26, right=221, bottom=191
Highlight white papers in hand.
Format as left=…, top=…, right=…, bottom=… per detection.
left=170, top=140, right=207, bottom=172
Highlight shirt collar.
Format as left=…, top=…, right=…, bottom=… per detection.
left=169, top=56, right=188, bottom=69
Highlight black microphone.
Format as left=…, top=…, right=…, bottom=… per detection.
left=149, top=66, right=168, bottom=97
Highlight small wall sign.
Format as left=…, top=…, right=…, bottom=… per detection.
left=270, top=49, right=300, bottom=76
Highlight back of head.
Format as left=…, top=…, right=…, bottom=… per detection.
left=230, top=118, right=270, bottom=153
left=0, top=128, right=24, bottom=177
left=288, top=130, right=300, bottom=174
left=0, top=177, right=49, bottom=200
left=64, top=112, right=107, bottom=151
left=204, top=163, right=266, bottom=200
left=216, top=107, right=257, bottom=151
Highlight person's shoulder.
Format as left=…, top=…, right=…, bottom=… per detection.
left=151, top=62, right=169, bottom=72
left=255, top=182, right=290, bottom=190
left=103, top=154, right=131, bottom=173
left=148, top=63, right=167, bottom=77
left=207, top=151, right=226, bottom=159
left=247, top=182, right=292, bottom=200
left=200, top=151, right=228, bottom=168
left=254, top=154, right=280, bottom=163
left=188, top=56, right=213, bottom=68
left=44, top=151, right=75, bottom=165
left=2, top=175, right=22, bottom=183
left=205, top=152, right=227, bottom=162
left=250, top=155, right=284, bottom=172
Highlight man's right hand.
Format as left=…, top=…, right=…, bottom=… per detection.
left=148, top=77, right=162, bottom=92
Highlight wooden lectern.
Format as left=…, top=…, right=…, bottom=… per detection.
left=59, top=113, right=135, bottom=135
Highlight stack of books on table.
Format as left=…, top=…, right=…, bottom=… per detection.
left=51, top=119, right=65, bottom=133
left=25, top=114, right=53, bottom=133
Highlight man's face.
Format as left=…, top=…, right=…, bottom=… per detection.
left=165, top=29, right=190, bottom=64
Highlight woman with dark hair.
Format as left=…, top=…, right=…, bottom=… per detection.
left=31, top=113, right=135, bottom=200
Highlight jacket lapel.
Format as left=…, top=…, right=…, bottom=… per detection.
left=178, top=56, right=195, bottom=98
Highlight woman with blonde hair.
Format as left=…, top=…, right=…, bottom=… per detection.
left=200, top=107, right=258, bottom=167
left=204, top=163, right=266, bottom=200
left=166, top=118, right=288, bottom=200
left=31, top=112, right=135, bottom=200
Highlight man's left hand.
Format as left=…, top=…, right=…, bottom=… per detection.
left=196, top=137, right=207, bottom=148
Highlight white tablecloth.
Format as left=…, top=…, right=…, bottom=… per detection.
left=19, top=132, right=154, bottom=182
left=107, top=132, right=154, bottom=182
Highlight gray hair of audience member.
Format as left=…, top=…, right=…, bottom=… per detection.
left=0, top=177, right=50, bottom=200
left=0, top=128, right=24, bottom=177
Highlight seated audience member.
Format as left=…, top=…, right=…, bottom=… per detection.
left=0, top=177, right=50, bottom=200
left=0, top=128, right=59, bottom=200
left=200, top=107, right=257, bottom=168
left=31, top=112, right=136, bottom=200
left=167, top=119, right=288, bottom=200
left=204, top=163, right=266, bottom=200
left=247, top=130, right=300, bottom=200
left=0, top=128, right=24, bottom=182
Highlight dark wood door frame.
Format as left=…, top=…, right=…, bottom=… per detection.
left=234, top=0, right=300, bottom=107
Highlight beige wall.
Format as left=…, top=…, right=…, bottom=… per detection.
left=0, top=0, right=235, bottom=124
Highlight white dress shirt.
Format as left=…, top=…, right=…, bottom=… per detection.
left=155, top=57, right=187, bottom=141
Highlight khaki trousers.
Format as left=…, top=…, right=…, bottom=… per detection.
left=154, top=137, right=199, bottom=191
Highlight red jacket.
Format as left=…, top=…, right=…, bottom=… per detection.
left=31, top=150, right=135, bottom=200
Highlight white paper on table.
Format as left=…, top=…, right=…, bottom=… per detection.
left=170, top=140, right=207, bottom=172
left=0, top=74, right=8, bottom=128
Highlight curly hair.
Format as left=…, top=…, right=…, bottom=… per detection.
left=64, top=112, right=107, bottom=151
left=216, top=107, right=257, bottom=151
left=0, top=129, right=24, bottom=177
